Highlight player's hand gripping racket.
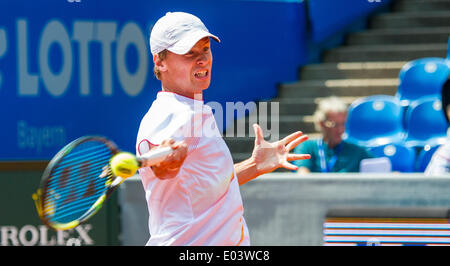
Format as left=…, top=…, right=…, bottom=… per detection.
left=32, top=136, right=172, bottom=231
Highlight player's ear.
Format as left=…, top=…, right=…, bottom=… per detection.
left=153, top=54, right=167, bottom=72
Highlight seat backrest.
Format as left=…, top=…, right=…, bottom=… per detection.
left=404, top=97, right=448, bottom=147
left=416, top=145, right=440, bottom=172
left=345, top=95, right=404, bottom=146
left=396, top=58, right=450, bottom=104
left=369, top=143, right=416, bottom=172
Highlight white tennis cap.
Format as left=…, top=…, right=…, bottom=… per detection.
left=150, top=12, right=220, bottom=55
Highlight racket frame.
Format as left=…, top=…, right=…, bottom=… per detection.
left=33, top=136, right=122, bottom=231
left=33, top=136, right=173, bottom=231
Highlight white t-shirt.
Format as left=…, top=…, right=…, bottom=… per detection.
left=425, top=137, right=450, bottom=175
left=136, top=91, right=250, bottom=246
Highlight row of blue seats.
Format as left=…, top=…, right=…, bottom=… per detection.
left=397, top=57, right=450, bottom=104
left=345, top=57, right=449, bottom=148
left=344, top=57, right=450, bottom=172
left=344, top=95, right=445, bottom=172
left=367, top=143, right=438, bottom=173
left=345, top=95, right=447, bottom=148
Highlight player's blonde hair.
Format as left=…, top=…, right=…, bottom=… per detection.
left=153, top=50, right=168, bottom=80
left=313, top=96, right=348, bottom=131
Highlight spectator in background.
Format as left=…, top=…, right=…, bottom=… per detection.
left=293, top=96, right=373, bottom=174
left=425, top=76, right=450, bottom=175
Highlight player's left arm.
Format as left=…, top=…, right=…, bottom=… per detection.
left=234, top=124, right=310, bottom=186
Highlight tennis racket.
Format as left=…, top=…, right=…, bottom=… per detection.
left=32, top=136, right=172, bottom=231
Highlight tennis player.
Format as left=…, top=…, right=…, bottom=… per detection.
left=136, top=11, right=310, bottom=246
left=425, top=75, right=450, bottom=175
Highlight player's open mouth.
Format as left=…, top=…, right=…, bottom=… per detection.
left=194, top=70, right=209, bottom=79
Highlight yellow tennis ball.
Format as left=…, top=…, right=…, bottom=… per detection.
left=110, top=152, right=140, bottom=178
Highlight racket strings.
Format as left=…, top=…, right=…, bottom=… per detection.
left=51, top=158, right=109, bottom=182
left=45, top=160, right=111, bottom=201
left=45, top=157, right=111, bottom=202
left=43, top=175, right=112, bottom=221
left=52, top=147, right=112, bottom=171
left=44, top=179, right=112, bottom=223
left=63, top=141, right=113, bottom=158
left=44, top=190, right=105, bottom=221
left=41, top=140, right=116, bottom=224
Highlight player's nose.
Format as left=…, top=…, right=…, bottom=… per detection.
left=196, top=53, right=209, bottom=65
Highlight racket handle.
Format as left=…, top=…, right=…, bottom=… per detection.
left=138, top=146, right=173, bottom=166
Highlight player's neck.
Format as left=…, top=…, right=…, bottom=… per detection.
left=161, top=87, right=203, bottom=101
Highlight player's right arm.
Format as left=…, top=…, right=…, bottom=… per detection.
left=143, top=139, right=188, bottom=180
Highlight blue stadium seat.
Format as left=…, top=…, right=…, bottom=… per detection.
left=403, top=97, right=448, bottom=148
left=416, top=145, right=440, bottom=172
left=396, top=58, right=450, bottom=105
left=345, top=95, right=404, bottom=147
left=369, top=143, right=416, bottom=172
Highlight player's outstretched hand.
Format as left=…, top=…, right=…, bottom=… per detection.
left=250, top=124, right=310, bottom=175
left=149, top=139, right=188, bottom=179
